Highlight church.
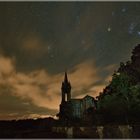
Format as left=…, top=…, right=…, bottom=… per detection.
left=58, top=72, right=97, bottom=121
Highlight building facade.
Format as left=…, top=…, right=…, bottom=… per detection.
left=58, top=72, right=96, bottom=121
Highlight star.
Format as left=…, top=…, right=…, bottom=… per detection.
left=48, top=46, right=51, bottom=51
left=137, top=31, right=140, bottom=36
left=128, top=22, right=136, bottom=34
left=107, top=27, right=111, bottom=32
left=50, top=54, right=54, bottom=59
left=121, top=8, right=126, bottom=12
left=76, top=15, right=81, bottom=25
left=81, top=40, right=86, bottom=45
left=112, top=11, right=115, bottom=16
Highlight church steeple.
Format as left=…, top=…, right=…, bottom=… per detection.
left=61, top=71, right=71, bottom=103
left=64, top=72, right=68, bottom=83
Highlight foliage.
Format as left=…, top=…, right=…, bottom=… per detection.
left=97, top=44, right=140, bottom=124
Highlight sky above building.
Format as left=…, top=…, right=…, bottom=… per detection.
left=0, top=2, right=140, bottom=120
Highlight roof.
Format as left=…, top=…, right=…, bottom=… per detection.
left=70, top=95, right=95, bottom=102
left=70, top=98, right=82, bottom=102
left=83, top=95, right=95, bottom=99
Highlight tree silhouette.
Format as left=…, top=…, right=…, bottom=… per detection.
left=97, top=44, right=140, bottom=124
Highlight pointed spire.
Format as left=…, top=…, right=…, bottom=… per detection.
left=64, top=71, right=68, bottom=83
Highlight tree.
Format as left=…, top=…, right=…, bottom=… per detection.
left=97, top=44, right=140, bottom=124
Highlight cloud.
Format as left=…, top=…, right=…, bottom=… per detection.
left=19, top=33, right=48, bottom=57
left=77, top=64, right=118, bottom=98
left=76, top=84, right=106, bottom=99
left=0, top=55, right=111, bottom=119
left=103, top=64, right=117, bottom=73
left=68, top=60, right=100, bottom=97
left=0, top=55, right=15, bottom=76
left=10, top=60, right=101, bottom=110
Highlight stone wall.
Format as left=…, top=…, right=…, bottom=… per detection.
left=52, top=125, right=140, bottom=138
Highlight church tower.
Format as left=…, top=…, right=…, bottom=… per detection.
left=61, top=72, right=71, bottom=103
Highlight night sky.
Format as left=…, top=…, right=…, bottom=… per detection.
left=0, top=2, right=140, bottom=120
